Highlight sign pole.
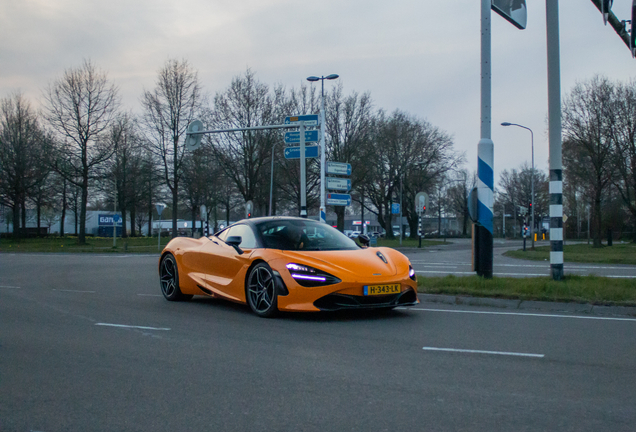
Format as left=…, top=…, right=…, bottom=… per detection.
left=320, top=83, right=327, bottom=223
left=113, top=197, right=117, bottom=248
left=476, top=0, right=494, bottom=278
left=546, top=0, right=564, bottom=280
left=300, top=121, right=307, bottom=217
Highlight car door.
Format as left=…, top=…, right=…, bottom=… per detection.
left=205, top=224, right=257, bottom=301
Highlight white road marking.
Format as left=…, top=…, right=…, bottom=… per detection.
left=53, top=289, right=96, bottom=293
left=137, top=294, right=163, bottom=297
left=0, top=285, right=21, bottom=289
left=405, top=307, right=636, bottom=322
left=412, top=261, right=636, bottom=271
left=95, top=323, right=170, bottom=331
left=422, top=346, right=544, bottom=358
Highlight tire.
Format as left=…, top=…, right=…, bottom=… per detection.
left=159, top=253, right=193, bottom=301
left=246, top=262, right=278, bottom=317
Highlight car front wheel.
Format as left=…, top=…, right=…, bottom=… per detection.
left=246, top=262, right=278, bottom=317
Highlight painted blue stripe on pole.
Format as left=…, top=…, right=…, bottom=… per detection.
left=478, top=201, right=493, bottom=233
left=478, top=158, right=494, bottom=190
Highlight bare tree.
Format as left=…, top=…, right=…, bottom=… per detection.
left=324, top=86, right=374, bottom=230
left=43, top=60, right=120, bottom=244
left=206, top=69, right=277, bottom=216
left=563, top=76, right=615, bottom=247
left=0, top=92, right=48, bottom=238
left=608, top=80, right=636, bottom=242
left=140, top=59, right=205, bottom=238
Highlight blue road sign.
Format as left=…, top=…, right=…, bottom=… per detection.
left=112, top=213, right=121, bottom=223
left=285, top=114, right=319, bottom=125
left=284, top=145, right=319, bottom=159
left=326, top=161, right=352, bottom=176
left=284, top=130, right=319, bottom=144
left=326, top=177, right=351, bottom=191
left=391, top=203, right=400, bottom=214
left=327, top=193, right=351, bottom=206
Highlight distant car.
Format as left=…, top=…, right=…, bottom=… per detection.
left=348, top=231, right=362, bottom=238
left=159, top=217, right=419, bottom=317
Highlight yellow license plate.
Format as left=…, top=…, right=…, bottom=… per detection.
left=364, top=284, right=400, bottom=296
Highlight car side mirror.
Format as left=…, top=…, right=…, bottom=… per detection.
left=226, top=236, right=244, bottom=255
left=358, top=234, right=370, bottom=247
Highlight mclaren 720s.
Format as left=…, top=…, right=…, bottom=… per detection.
left=158, top=216, right=419, bottom=317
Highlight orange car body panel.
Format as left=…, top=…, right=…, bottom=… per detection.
left=162, top=236, right=418, bottom=312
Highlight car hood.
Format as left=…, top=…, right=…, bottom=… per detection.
left=277, top=247, right=399, bottom=279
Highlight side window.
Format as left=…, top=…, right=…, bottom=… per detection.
left=225, top=224, right=258, bottom=249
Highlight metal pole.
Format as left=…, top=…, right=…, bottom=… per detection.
left=546, top=0, right=564, bottom=280
left=320, top=79, right=326, bottom=223
left=269, top=143, right=276, bottom=216
left=399, top=175, right=403, bottom=246
left=300, top=121, right=307, bottom=217
left=477, top=0, right=494, bottom=278
left=113, top=196, right=117, bottom=248
left=530, top=128, right=535, bottom=249
left=503, top=204, right=505, bottom=238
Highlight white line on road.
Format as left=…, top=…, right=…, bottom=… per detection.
left=53, top=289, right=96, bottom=293
left=137, top=294, right=163, bottom=297
left=412, top=261, right=636, bottom=271
left=422, top=346, right=544, bottom=358
left=406, top=307, right=636, bottom=322
left=95, top=323, right=170, bottom=331
left=0, top=285, right=21, bottom=289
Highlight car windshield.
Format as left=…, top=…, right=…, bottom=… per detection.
left=256, top=219, right=359, bottom=251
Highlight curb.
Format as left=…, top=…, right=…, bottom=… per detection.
left=417, top=293, right=636, bottom=318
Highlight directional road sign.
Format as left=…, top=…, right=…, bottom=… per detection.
left=284, top=130, right=319, bottom=144
left=285, top=114, right=319, bottom=126
left=391, top=203, right=400, bottom=214
left=327, top=193, right=351, bottom=206
left=284, top=145, right=319, bottom=159
left=326, top=161, right=352, bottom=176
left=326, top=177, right=351, bottom=191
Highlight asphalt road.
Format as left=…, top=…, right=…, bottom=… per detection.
left=405, top=238, right=636, bottom=278
left=1, top=252, right=636, bottom=431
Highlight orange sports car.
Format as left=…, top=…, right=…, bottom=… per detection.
left=158, top=216, right=419, bottom=317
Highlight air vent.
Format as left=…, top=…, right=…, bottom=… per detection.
left=376, top=251, right=388, bottom=264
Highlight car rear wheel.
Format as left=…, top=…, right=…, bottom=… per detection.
left=246, top=262, right=278, bottom=317
left=159, top=253, right=192, bottom=301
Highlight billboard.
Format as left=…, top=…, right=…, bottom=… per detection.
left=492, top=0, right=527, bottom=30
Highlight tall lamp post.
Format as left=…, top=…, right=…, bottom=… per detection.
left=501, top=122, right=535, bottom=249
left=307, top=74, right=339, bottom=223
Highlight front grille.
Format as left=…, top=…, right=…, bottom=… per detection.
left=313, top=288, right=418, bottom=311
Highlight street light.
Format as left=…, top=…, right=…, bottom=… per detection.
left=501, top=122, right=535, bottom=249
left=307, top=74, right=339, bottom=223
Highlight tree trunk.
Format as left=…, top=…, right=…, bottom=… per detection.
left=60, top=179, right=66, bottom=237
left=12, top=204, right=19, bottom=238
left=79, top=175, right=88, bottom=245
left=593, top=190, right=602, bottom=248
left=171, top=182, right=178, bottom=238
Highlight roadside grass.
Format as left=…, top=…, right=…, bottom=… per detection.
left=0, top=236, right=169, bottom=253
left=375, top=237, right=448, bottom=248
left=417, top=274, right=636, bottom=306
left=504, top=243, right=636, bottom=265
left=1, top=235, right=447, bottom=253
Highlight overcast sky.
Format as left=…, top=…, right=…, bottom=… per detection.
left=1, top=1, right=635, bottom=184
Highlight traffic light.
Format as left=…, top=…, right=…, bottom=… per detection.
left=529, top=202, right=532, bottom=211
left=422, top=205, right=426, bottom=215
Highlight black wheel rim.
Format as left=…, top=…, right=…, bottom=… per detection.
left=248, top=266, right=275, bottom=313
left=160, top=257, right=177, bottom=297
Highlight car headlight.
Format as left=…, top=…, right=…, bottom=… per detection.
left=409, top=265, right=416, bottom=281
left=286, top=263, right=341, bottom=287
